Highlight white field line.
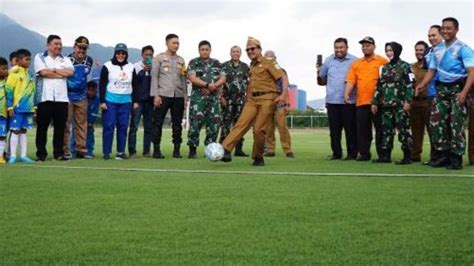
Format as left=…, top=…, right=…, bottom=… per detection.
left=9, top=165, right=474, bottom=178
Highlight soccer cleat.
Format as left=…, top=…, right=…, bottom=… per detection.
left=103, top=154, right=111, bottom=160
left=0, top=157, right=6, bottom=164
left=8, top=156, right=16, bottom=164
left=286, top=152, right=295, bottom=158
left=19, top=156, right=35, bottom=164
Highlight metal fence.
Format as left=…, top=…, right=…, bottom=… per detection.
left=286, top=115, right=329, bottom=129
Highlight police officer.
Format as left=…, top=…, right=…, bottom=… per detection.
left=263, top=50, right=294, bottom=158
left=416, top=17, right=474, bottom=170
left=221, top=37, right=289, bottom=166
left=371, top=42, right=414, bottom=164
left=151, top=34, right=187, bottom=159
left=187, top=40, right=226, bottom=159
left=219, top=45, right=249, bottom=157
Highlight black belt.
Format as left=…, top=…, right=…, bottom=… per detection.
left=435, top=78, right=466, bottom=87
left=252, top=91, right=272, bottom=97
left=413, top=96, right=428, bottom=101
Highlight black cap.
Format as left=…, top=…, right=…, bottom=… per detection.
left=359, top=36, right=375, bottom=45
left=75, top=36, right=89, bottom=48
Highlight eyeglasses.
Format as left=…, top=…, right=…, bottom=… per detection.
left=246, top=47, right=258, bottom=53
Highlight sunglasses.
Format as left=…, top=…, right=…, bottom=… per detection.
left=246, top=47, right=258, bottom=53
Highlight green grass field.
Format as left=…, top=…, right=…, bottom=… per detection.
left=1, top=129, right=473, bottom=265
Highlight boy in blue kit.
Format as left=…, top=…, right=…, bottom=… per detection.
left=0, top=57, right=8, bottom=164
left=85, top=81, right=99, bottom=158
left=5, top=49, right=36, bottom=164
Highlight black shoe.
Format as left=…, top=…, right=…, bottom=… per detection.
left=446, top=155, right=463, bottom=170
left=422, top=161, right=432, bottom=165
left=429, top=152, right=450, bottom=168
left=344, top=155, right=357, bottom=161
left=234, top=150, right=248, bottom=157
left=221, top=150, right=232, bottom=162
left=327, top=155, right=342, bottom=160
left=469, top=161, right=474, bottom=166
left=395, top=149, right=411, bottom=165
left=115, top=153, right=129, bottom=160
left=234, top=142, right=248, bottom=157
left=76, top=151, right=86, bottom=159
left=372, top=158, right=391, bottom=163
left=411, top=158, right=421, bottom=162
left=153, top=151, right=165, bottom=159
left=143, top=152, right=151, bottom=158
left=54, top=156, right=69, bottom=161
left=252, top=157, right=265, bottom=166
left=36, top=157, right=46, bottom=162
left=356, top=155, right=371, bottom=161
left=188, top=146, right=197, bottom=159
left=103, top=154, right=111, bottom=160
left=286, top=152, right=295, bottom=158
left=173, top=144, right=182, bottom=158
left=395, top=158, right=411, bottom=165
left=264, top=152, right=275, bottom=157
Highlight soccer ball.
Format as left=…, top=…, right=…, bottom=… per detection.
left=205, top=143, right=225, bottom=162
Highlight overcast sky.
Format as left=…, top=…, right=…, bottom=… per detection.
left=2, top=0, right=473, bottom=100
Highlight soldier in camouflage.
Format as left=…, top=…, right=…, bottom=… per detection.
left=186, top=40, right=226, bottom=158
left=416, top=17, right=474, bottom=170
left=219, top=46, right=249, bottom=157
left=371, top=42, right=414, bottom=164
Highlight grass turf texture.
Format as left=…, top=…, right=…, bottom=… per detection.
left=1, top=129, right=473, bottom=264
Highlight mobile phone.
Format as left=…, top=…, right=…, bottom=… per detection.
left=317, top=54, right=323, bottom=66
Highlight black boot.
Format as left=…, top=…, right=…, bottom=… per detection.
left=446, top=154, right=463, bottom=170
left=252, top=156, right=265, bottom=166
left=395, top=149, right=411, bottom=165
left=372, top=149, right=391, bottom=163
left=153, top=146, right=165, bottom=159
left=221, top=149, right=232, bottom=162
left=173, top=144, right=182, bottom=158
left=234, top=142, right=248, bottom=157
left=188, top=146, right=197, bottom=159
left=429, top=151, right=450, bottom=167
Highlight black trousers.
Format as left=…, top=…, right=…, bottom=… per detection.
left=356, top=105, right=382, bottom=159
left=326, top=103, right=358, bottom=158
left=152, top=96, right=185, bottom=148
left=35, top=101, right=68, bottom=159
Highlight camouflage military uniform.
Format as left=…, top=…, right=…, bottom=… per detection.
left=372, top=59, right=414, bottom=153
left=219, top=60, right=249, bottom=143
left=187, top=57, right=225, bottom=147
left=430, top=81, right=467, bottom=156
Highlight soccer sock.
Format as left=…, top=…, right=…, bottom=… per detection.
left=10, top=133, right=19, bottom=157
left=0, top=140, right=5, bottom=158
left=20, top=134, right=28, bottom=158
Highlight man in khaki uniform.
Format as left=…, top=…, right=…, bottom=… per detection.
left=410, top=41, right=434, bottom=162
left=263, top=50, right=294, bottom=158
left=221, top=37, right=289, bottom=166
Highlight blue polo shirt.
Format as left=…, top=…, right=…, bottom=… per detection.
left=319, top=53, right=357, bottom=104
left=429, top=39, right=474, bottom=83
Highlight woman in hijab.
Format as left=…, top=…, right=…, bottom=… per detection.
left=371, top=42, right=415, bottom=165
left=99, top=43, right=136, bottom=160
